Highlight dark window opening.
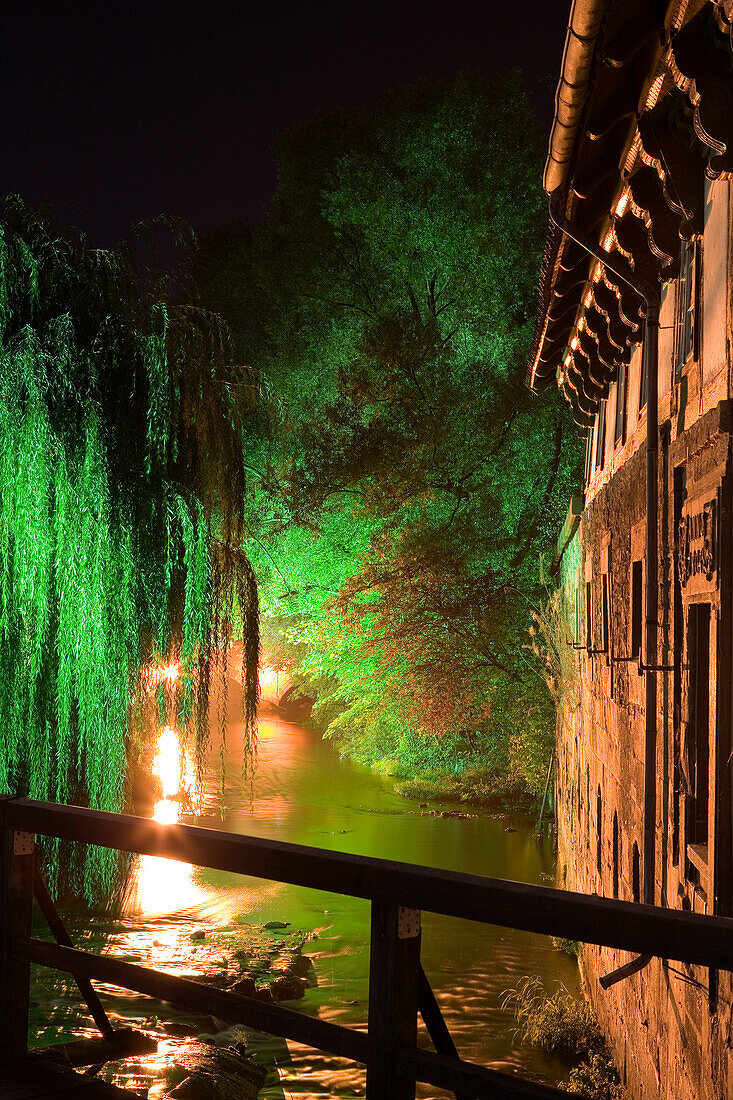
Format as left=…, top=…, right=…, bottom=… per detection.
left=584, top=431, right=594, bottom=485
left=577, top=764, right=582, bottom=823
left=596, top=787, right=602, bottom=874
left=686, top=604, right=710, bottom=847
left=601, top=573, right=609, bottom=655
left=585, top=581, right=592, bottom=655
left=595, top=401, right=606, bottom=469
left=631, top=560, right=643, bottom=659
left=612, top=811, right=619, bottom=898
left=576, top=583, right=582, bottom=647
left=632, top=842, right=641, bottom=903
left=639, top=321, right=648, bottom=412
left=672, top=466, right=687, bottom=866
left=675, top=240, right=701, bottom=373
left=615, top=362, right=627, bottom=447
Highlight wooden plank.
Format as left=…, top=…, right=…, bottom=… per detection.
left=418, top=966, right=472, bottom=1100
left=365, top=902, right=419, bottom=1100
left=8, top=797, right=733, bottom=968
left=0, top=1061, right=138, bottom=1098
left=397, top=1047, right=575, bottom=1099
left=0, top=802, right=35, bottom=1064
left=29, top=1028, right=157, bottom=1068
left=33, top=865, right=115, bottom=1041
left=24, top=938, right=369, bottom=1065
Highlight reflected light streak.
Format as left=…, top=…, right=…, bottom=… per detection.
left=135, top=726, right=202, bottom=914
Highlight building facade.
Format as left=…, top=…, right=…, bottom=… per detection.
left=529, top=2, right=733, bottom=1097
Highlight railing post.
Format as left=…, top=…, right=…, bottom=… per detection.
left=0, top=796, right=34, bottom=1064
left=366, top=901, right=420, bottom=1100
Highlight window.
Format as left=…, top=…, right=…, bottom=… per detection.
left=595, top=401, right=606, bottom=469
left=584, top=430, right=594, bottom=485
left=631, top=560, right=643, bottom=659
left=601, top=574, right=609, bottom=656
left=585, top=581, right=593, bottom=655
left=675, top=240, right=701, bottom=373
left=632, top=842, right=641, bottom=903
left=596, top=787, right=602, bottom=874
left=614, top=362, right=627, bottom=446
left=686, top=604, right=710, bottom=847
left=612, top=811, right=619, bottom=898
left=639, top=321, right=648, bottom=413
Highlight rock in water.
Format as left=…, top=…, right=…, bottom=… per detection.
left=166, top=1041, right=266, bottom=1099
left=269, top=973, right=306, bottom=1001
left=230, top=976, right=257, bottom=997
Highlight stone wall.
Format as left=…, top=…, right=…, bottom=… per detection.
left=556, top=402, right=733, bottom=1099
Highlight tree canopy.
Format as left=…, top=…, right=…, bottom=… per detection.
left=197, top=72, right=581, bottom=792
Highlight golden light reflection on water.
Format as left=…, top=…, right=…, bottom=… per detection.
left=134, top=725, right=203, bottom=915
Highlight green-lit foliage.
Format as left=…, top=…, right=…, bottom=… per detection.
left=0, top=199, right=259, bottom=897
left=197, top=74, right=582, bottom=797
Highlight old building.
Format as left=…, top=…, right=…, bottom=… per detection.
left=529, top=1, right=733, bottom=1096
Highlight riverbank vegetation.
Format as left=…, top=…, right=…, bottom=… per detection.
left=506, top=976, right=626, bottom=1099
left=196, top=72, right=582, bottom=805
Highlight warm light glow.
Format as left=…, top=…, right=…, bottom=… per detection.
left=570, top=336, right=578, bottom=350
left=259, top=665, right=279, bottom=688
left=154, top=725, right=182, bottom=802
left=134, top=725, right=202, bottom=913
left=146, top=659, right=180, bottom=689
left=615, top=191, right=629, bottom=217
left=162, top=661, right=179, bottom=684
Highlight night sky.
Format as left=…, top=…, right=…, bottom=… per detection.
left=3, top=2, right=567, bottom=244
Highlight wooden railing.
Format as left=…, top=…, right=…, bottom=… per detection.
left=2, top=796, right=733, bottom=1099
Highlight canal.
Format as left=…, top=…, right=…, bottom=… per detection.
left=30, top=704, right=581, bottom=1098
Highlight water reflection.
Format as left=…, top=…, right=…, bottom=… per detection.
left=32, top=696, right=580, bottom=1098
left=134, top=725, right=203, bottom=915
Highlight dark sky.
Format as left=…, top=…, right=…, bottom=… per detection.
left=3, top=2, right=567, bottom=243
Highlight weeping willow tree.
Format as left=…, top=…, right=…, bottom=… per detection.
left=0, top=197, right=258, bottom=898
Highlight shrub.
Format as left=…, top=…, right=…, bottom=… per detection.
left=505, top=976, right=600, bottom=1060
left=504, top=977, right=627, bottom=1099
left=551, top=937, right=580, bottom=957
left=567, top=1052, right=625, bottom=1099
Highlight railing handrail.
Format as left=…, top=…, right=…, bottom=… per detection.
left=5, top=795, right=733, bottom=968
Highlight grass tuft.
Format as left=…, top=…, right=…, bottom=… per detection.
left=503, top=976, right=626, bottom=1099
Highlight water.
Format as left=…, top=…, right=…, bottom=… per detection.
left=30, top=708, right=580, bottom=1097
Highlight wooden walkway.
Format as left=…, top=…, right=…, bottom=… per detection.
left=4, top=795, right=733, bottom=1099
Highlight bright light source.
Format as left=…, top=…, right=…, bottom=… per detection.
left=153, top=725, right=183, bottom=801
left=259, top=666, right=278, bottom=688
